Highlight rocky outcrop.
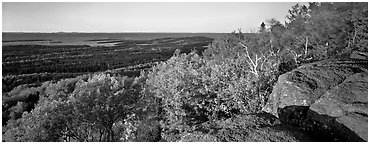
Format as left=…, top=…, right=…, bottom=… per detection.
left=308, top=72, right=368, bottom=141
left=262, top=59, right=368, bottom=141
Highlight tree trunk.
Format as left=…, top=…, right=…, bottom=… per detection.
left=105, top=128, right=114, bottom=142
left=348, top=36, right=352, bottom=48
left=352, top=28, right=357, bottom=45
left=99, top=128, right=104, bottom=142
left=104, top=123, right=115, bottom=142
left=304, top=36, right=308, bottom=57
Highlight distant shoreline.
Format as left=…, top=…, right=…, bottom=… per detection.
left=2, top=33, right=224, bottom=46
left=2, top=32, right=229, bottom=34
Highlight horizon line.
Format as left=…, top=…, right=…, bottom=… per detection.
left=2, top=31, right=232, bottom=33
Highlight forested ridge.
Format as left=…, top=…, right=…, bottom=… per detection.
left=2, top=36, right=212, bottom=93
left=2, top=2, right=367, bottom=142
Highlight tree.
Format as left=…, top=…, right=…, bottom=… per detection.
left=266, top=18, right=285, bottom=52
left=3, top=73, right=145, bottom=142
left=146, top=38, right=280, bottom=141
left=238, top=42, right=272, bottom=77
left=3, top=98, right=67, bottom=142
left=259, top=22, right=267, bottom=33
left=68, top=73, right=142, bottom=141
left=284, top=2, right=368, bottom=61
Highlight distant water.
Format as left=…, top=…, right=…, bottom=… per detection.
left=2, top=32, right=227, bottom=46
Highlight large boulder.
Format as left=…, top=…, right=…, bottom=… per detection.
left=262, top=59, right=368, bottom=141
left=308, top=72, right=368, bottom=141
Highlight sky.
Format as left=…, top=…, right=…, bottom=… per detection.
left=2, top=2, right=305, bottom=33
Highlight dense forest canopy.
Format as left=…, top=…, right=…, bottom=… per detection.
left=2, top=2, right=367, bottom=142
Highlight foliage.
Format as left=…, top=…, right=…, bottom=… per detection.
left=114, top=113, right=139, bottom=142
left=282, top=2, right=368, bottom=62
left=2, top=37, right=212, bottom=76
left=2, top=75, right=90, bottom=126
left=2, top=85, right=41, bottom=125
left=134, top=118, right=162, bottom=142
left=146, top=33, right=280, bottom=141
left=3, top=2, right=368, bottom=142
left=146, top=51, right=209, bottom=136
left=3, top=73, right=145, bottom=142
left=3, top=98, right=67, bottom=142
left=3, top=72, right=83, bottom=93
left=144, top=3, right=368, bottom=141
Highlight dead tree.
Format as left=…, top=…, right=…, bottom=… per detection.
left=239, top=43, right=273, bottom=78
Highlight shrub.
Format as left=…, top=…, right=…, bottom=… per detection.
left=146, top=50, right=209, bottom=136
left=134, top=119, right=162, bottom=142
left=146, top=42, right=281, bottom=141
left=3, top=73, right=145, bottom=142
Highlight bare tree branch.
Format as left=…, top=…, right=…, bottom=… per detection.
left=238, top=42, right=271, bottom=77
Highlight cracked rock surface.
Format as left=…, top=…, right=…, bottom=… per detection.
left=262, top=58, right=368, bottom=141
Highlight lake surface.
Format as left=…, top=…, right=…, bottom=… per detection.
left=2, top=32, right=227, bottom=46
